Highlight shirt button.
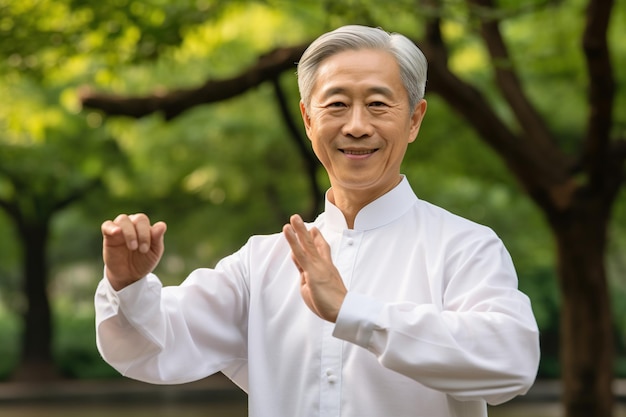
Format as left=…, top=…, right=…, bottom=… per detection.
left=346, top=238, right=354, bottom=246
left=325, top=369, right=337, bottom=383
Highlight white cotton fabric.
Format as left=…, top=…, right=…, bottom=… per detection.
left=95, top=177, right=540, bottom=417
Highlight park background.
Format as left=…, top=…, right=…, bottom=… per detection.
left=0, top=0, right=625, bottom=416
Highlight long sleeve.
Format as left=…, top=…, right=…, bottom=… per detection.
left=333, top=232, right=540, bottom=406
left=94, top=177, right=541, bottom=417
left=95, top=252, right=250, bottom=388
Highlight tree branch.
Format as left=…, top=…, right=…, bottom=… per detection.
left=601, top=139, right=626, bottom=207
left=80, top=44, right=309, bottom=120
left=270, top=77, right=323, bottom=219
left=421, top=14, right=575, bottom=210
left=0, top=197, right=19, bottom=222
left=51, top=178, right=102, bottom=213
left=467, top=0, right=565, bottom=163
left=582, top=0, right=615, bottom=185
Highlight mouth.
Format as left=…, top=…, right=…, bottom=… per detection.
left=340, top=149, right=378, bottom=156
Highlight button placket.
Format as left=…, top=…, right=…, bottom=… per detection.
left=319, top=322, right=342, bottom=416
left=319, top=230, right=362, bottom=417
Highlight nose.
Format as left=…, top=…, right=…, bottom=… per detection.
left=341, top=106, right=374, bottom=139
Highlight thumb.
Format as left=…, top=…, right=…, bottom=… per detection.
left=151, top=221, right=167, bottom=250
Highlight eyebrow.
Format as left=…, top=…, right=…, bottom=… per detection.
left=320, top=86, right=396, bottom=99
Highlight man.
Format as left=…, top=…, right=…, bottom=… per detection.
left=95, top=25, right=540, bottom=417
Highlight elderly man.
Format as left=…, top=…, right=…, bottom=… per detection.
left=95, top=25, right=540, bottom=417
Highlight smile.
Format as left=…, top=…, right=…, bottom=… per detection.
left=341, top=149, right=377, bottom=155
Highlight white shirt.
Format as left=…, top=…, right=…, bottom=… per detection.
left=95, top=177, right=540, bottom=417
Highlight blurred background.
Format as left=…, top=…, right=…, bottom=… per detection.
left=0, top=0, right=625, bottom=416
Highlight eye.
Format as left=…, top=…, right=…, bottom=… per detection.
left=328, top=101, right=347, bottom=108
left=369, top=101, right=387, bottom=107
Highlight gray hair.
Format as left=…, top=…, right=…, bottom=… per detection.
left=297, top=25, right=428, bottom=112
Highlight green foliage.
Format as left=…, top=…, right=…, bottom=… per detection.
left=0, top=310, right=19, bottom=379
left=53, top=306, right=119, bottom=379
left=0, top=209, right=20, bottom=311
left=0, top=0, right=624, bottom=380
left=0, top=0, right=228, bottom=77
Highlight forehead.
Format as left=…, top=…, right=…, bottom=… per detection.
left=312, top=49, right=404, bottom=97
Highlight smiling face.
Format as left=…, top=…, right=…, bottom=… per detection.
left=300, top=48, right=427, bottom=205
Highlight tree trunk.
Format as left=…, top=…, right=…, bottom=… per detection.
left=12, top=219, right=58, bottom=381
left=551, top=200, right=614, bottom=417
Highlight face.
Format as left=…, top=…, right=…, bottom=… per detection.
left=300, top=49, right=427, bottom=202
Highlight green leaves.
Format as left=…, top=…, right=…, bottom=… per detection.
left=0, top=0, right=625, bottom=380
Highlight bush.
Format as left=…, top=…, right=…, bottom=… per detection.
left=53, top=307, right=120, bottom=379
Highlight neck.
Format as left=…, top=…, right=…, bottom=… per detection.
left=328, top=177, right=403, bottom=229
left=327, top=190, right=368, bottom=229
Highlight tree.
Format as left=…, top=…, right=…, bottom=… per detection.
left=0, top=0, right=221, bottom=379
left=0, top=0, right=318, bottom=379
left=81, top=0, right=625, bottom=416
left=420, top=1, right=623, bottom=416
left=0, top=145, right=102, bottom=380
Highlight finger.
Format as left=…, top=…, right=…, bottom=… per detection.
left=101, top=220, right=121, bottom=238
left=113, top=214, right=139, bottom=251
left=283, top=224, right=301, bottom=254
left=151, top=221, right=167, bottom=241
left=290, top=252, right=304, bottom=275
left=129, top=213, right=152, bottom=253
left=150, top=221, right=167, bottom=253
left=289, top=214, right=315, bottom=251
left=283, top=223, right=310, bottom=268
left=310, top=227, right=331, bottom=260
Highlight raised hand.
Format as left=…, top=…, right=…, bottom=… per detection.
left=283, top=214, right=347, bottom=322
left=101, top=213, right=167, bottom=291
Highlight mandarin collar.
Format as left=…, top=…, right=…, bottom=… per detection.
left=321, top=176, right=418, bottom=232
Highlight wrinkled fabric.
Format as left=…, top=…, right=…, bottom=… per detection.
left=95, top=177, right=540, bottom=417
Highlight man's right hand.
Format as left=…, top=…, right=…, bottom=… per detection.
left=101, top=213, right=167, bottom=291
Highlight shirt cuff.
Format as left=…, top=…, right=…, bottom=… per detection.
left=120, top=274, right=162, bottom=316
left=99, top=272, right=163, bottom=325
left=333, top=292, right=384, bottom=350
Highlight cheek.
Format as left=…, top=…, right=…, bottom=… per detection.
left=384, top=132, right=410, bottom=161
left=312, top=141, right=332, bottom=165
left=308, top=122, right=335, bottom=150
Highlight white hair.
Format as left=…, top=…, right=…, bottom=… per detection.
left=297, top=25, right=428, bottom=112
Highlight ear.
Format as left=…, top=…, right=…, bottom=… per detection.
left=299, top=101, right=313, bottom=140
left=408, top=99, right=428, bottom=144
